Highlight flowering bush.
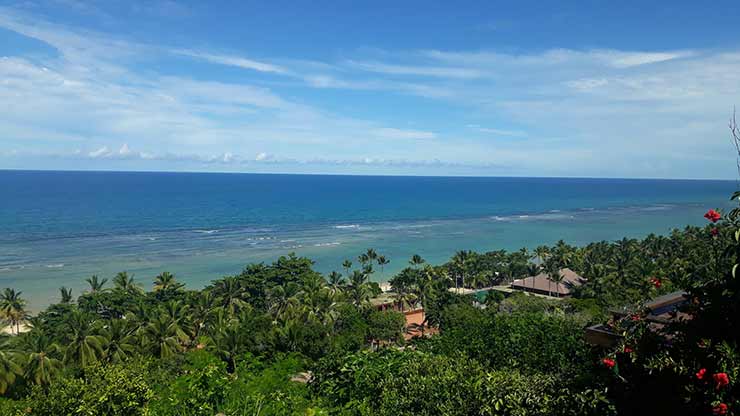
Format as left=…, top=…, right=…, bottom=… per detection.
left=600, top=206, right=740, bottom=415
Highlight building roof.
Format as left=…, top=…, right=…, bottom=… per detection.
left=511, top=268, right=585, bottom=296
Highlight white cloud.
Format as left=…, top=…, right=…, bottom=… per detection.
left=593, top=50, right=694, bottom=68
left=346, top=60, right=484, bottom=79
left=468, top=125, right=528, bottom=138
left=255, top=152, right=272, bottom=161
left=373, top=128, right=437, bottom=140
left=88, top=146, right=109, bottom=158
left=173, top=50, right=288, bottom=74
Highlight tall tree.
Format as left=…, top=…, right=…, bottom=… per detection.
left=377, top=255, right=390, bottom=278
left=0, top=342, right=21, bottom=394
left=113, top=271, right=142, bottom=294
left=0, top=289, right=27, bottom=335
left=100, top=317, right=139, bottom=364
left=153, top=271, right=185, bottom=293
left=409, top=254, right=426, bottom=268
left=16, top=329, right=62, bottom=386
left=59, top=286, right=73, bottom=304
left=85, top=275, right=108, bottom=293
left=63, top=310, right=105, bottom=367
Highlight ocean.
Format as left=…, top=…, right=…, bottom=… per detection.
left=0, top=170, right=736, bottom=310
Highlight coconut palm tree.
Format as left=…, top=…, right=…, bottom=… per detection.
left=140, top=314, right=182, bottom=359
left=377, top=255, right=390, bottom=278
left=365, top=248, right=378, bottom=264
left=342, top=260, right=353, bottom=277
left=409, top=254, right=425, bottom=268
left=99, top=318, right=139, bottom=364
left=0, top=289, right=27, bottom=335
left=63, top=310, right=105, bottom=367
left=113, top=271, right=143, bottom=294
left=159, top=300, right=191, bottom=341
left=16, top=329, right=62, bottom=386
left=0, top=341, right=21, bottom=394
left=187, top=292, right=215, bottom=344
left=59, top=286, right=73, bottom=304
left=347, top=270, right=372, bottom=306
left=153, top=271, right=184, bottom=293
left=211, top=276, right=247, bottom=316
left=451, top=250, right=471, bottom=290
left=85, top=275, right=108, bottom=293
left=327, top=271, right=345, bottom=294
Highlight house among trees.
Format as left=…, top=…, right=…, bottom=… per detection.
left=585, top=290, right=689, bottom=347
left=510, top=268, right=585, bottom=298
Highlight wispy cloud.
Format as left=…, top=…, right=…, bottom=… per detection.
left=173, top=50, right=288, bottom=74
left=467, top=125, right=528, bottom=138
left=346, top=60, right=484, bottom=79
left=373, top=128, right=437, bottom=140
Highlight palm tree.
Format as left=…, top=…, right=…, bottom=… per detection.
left=377, top=256, right=390, bottom=279
left=63, top=310, right=105, bottom=367
left=99, top=318, right=139, bottom=364
left=543, top=254, right=565, bottom=297
left=0, top=289, right=27, bottom=335
left=140, top=314, right=183, bottom=359
left=59, top=286, right=73, bottom=304
left=187, top=292, right=215, bottom=344
left=153, top=271, right=184, bottom=293
left=327, top=271, right=345, bottom=293
left=409, top=254, right=425, bottom=268
left=208, top=318, right=247, bottom=373
left=159, top=300, right=191, bottom=342
left=533, top=246, right=550, bottom=292
left=113, top=271, right=142, bottom=294
left=16, top=329, right=62, bottom=386
left=210, top=276, right=247, bottom=316
left=85, top=275, right=108, bottom=293
left=365, top=248, right=378, bottom=264
left=347, top=270, right=372, bottom=306
left=451, top=250, right=471, bottom=290
left=0, top=342, right=21, bottom=394
left=342, top=260, right=353, bottom=277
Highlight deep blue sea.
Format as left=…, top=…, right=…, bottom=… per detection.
left=1, top=170, right=736, bottom=310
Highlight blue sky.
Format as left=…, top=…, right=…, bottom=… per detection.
left=1, top=1, right=740, bottom=178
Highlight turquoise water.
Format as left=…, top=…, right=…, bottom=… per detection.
left=0, top=170, right=735, bottom=310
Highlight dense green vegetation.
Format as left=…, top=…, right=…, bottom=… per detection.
left=0, top=205, right=737, bottom=414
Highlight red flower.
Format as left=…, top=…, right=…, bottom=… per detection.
left=714, top=372, right=730, bottom=389
left=696, top=368, right=707, bottom=380
left=602, top=358, right=616, bottom=369
left=712, top=403, right=728, bottom=415
left=630, top=314, right=641, bottom=321
left=651, top=277, right=662, bottom=288
left=711, top=228, right=719, bottom=237
left=623, top=347, right=633, bottom=353
left=704, top=209, right=721, bottom=223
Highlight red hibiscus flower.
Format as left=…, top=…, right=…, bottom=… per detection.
left=713, top=403, right=728, bottom=415
left=711, top=228, right=719, bottom=237
left=714, top=372, right=730, bottom=389
left=696, top=368, right=707, bottom=380
left=704, top=209, right=721, bottom=223
left=651, top=277, right=662, bottom=288
left=602, top=358, right=616, bottom=369
left=623, top=347, right=633, bottom=353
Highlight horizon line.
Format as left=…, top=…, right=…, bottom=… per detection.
left=0, top=167, right=738, bottom=182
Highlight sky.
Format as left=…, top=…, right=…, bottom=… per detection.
left=1, top=1, right=740, bottom=178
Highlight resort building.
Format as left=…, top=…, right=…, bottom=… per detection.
left=510, top=268, right=585, bottom=298
left=370, top=292, right=432, bottom=339
left=585, top=290, right=689, bottom=347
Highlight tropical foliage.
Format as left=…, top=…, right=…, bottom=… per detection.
left=0, top=198, right=737, bottom=414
